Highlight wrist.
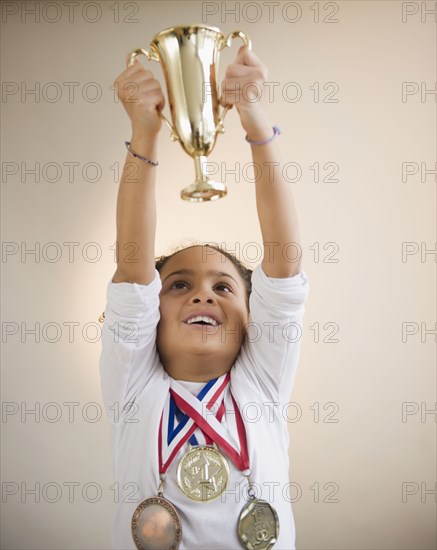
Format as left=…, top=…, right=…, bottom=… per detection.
left=238, top=106, right=272, bottom=141
left=130, top=130, right=159, bottom=157
left=246, top=125, right=280, bottom=145
left=125, top=140, right=159, bottom=166
left=244, top=124, right=275, bottom=143
left=242, top=120, right=274, bottom=142
left=131, top=121, right=160, bottom=140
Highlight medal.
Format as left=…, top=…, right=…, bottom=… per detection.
left=165, top=375, right=232, bottom=502
left=136, top=373, right=281, bottom=549
left=177, top=443, right=230, bottom=502
left=131, top=479, right=182, bottom=550
left=131, top=495, right=182, bottom=550
left=238, top=494, right=279, bottom=550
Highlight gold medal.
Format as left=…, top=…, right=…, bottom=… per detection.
left=238, top=498, right=279, bottom=550
left=177, top=444, right=230, bottom=502
left=131, top=495, right=182, bottom=550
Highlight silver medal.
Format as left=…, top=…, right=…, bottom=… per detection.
left=238, top=497, right=279, bottom=550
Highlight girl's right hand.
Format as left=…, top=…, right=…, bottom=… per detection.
left=114, top=57, right=165, bottom=138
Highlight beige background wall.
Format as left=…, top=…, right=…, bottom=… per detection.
left=1, top=1, right=436, bottom=548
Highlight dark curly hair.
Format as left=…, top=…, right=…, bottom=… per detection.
left=155, top=243, right=252, bottom=307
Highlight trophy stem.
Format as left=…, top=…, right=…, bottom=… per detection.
left=194, top=155, right=208, bottom=184
left=180, top=156, right=227, bottom=202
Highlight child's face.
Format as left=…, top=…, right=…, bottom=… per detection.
left=156, top=246, right=249, bottom=374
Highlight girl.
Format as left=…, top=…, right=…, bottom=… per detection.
left=100, top=45, right=309, bottom=550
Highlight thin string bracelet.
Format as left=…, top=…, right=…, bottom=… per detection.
left=125, top=141, right=159, bottom=166
left=245, top=125, right=281, bottom=146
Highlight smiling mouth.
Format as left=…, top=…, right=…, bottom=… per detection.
left=185, top=316, right=220, bottom=327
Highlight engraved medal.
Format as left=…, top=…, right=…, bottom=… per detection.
left=177, top=444, right=230, bottom=502
left=238, top=497, right=279, bottom=550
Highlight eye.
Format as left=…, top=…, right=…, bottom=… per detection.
left=169, top=279, right=189, bottom=291
left=214, top=282, right=232, bottom=293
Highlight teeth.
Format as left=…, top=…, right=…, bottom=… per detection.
left=187, top=316, right=218, bottom=326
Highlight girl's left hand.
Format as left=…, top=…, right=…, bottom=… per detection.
left=221, top=46, right=272, bottom=137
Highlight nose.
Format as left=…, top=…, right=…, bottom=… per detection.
left=191, top=289, right=215, bottom=304
left=192, top=297, right=214, bottom=304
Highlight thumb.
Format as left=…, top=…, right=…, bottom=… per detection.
left=235, top=45, right=262, bottom=67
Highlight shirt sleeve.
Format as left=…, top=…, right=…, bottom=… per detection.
left=98, top=270, right=162, bottom=423
left=236, top=264, right=310, bottom=402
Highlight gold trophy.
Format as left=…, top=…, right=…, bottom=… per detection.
left=128, top=25, right=252, bottom=202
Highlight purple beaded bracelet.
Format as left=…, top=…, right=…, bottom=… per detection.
left=245, top=125, right=281, bottom=145
left=125, top=141, right=159, bottom=166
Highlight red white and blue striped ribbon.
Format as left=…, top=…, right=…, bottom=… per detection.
left=158, top=372, right=250, bottom=474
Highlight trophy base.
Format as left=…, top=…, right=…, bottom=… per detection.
left=181, top=156, right=227, bottom=202
left=181, top=181, right=227, bottom=202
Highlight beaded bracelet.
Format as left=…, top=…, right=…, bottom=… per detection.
left=125, top=141, right=159, bottom=166
left=245, top=125, right=281, bottom=145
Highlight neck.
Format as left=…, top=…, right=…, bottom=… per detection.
left=162, top=354, right=234, bottom=382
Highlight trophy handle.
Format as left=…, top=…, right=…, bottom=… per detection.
left=127, top=48, right=179, bottom=142
left=223, top=30, right=252, bottom=51
left=216, top=31, right=253, bottom=134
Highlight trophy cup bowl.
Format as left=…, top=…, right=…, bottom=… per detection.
left=127, top=25, right=252, bottom=202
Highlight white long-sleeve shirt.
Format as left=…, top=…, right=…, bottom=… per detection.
left=99, top=264, right=310, bottom=549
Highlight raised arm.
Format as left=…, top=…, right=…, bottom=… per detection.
left=112, top=58, right=164, bottom=285
left=222, top=47, right=302, bottom=278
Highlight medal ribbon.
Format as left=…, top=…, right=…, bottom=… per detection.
left=173, top=400, right=225, bottom=446
left=159, top=372, right=230, bottom=474
left=161, top=374, right=250, bottom=473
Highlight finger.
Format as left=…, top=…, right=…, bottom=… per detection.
left=220, top=85, right=239, bottom=106
left=125, top=63, right=153, bottom=80
left=141, top=87, right=165, bottom=112
left=225, top=62, right=254, bottom=79
left=115, top=63, right=142, bottom=86
left=219, top=95, right=234, bottom=108
left=118, top=69, right=156, bottom=92
left=137, top=76, right=161, bottom=91
left=222, top=75, right=259, bottom=93
left=144, top=87, right=165, bottom=102
left=235, top=45, right=263, bottom=67
left=142, top=92, right=165, bottom=110
left=156, top=96, right=165, bottom=112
